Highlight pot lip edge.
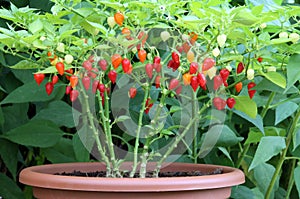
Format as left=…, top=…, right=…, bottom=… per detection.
left=19, top=162, right=245, bottom=192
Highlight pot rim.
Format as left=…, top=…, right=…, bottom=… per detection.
left=19, top=162, right=245, bottom=192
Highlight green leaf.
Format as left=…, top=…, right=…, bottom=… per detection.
left=2, top=103, right=29, bottom=132
left=218, top=147, right=233, bottom=163
left=232, top=8, right=259, bottom=26
left=0, top=173, right=24, bottom=199
left=258, top=70, right=286, bottom=89
left=245, top=127, right=286, bottom=145
left=255, top=78, right=298, bottom=94
left=253, top=163, right=278, bottom=197
left=181, top=15, right=201, bottom=23
left=0, top=85, right=5, bottom=93
left=41, top=138, right=76, bottom=163
left=233, top=96, right=257, bottom=118
left=198, top=124, right=223, bottom=158
left=77, top=123, right=95, bottom=153
left=11, top=69, right=35, bottom=83
left=98, top=1, right=124, bottom=11
left=0, top=139, right=18, bottom=180
left=37, top=66, right=60, bottom=74
left=216, top=125, right=243, bottom=146
left=4, top=120, right=64, bottom=147
left=85, top=20, right=107, bottom=35
left=251, top=4, right=264, bottom=15
left=286, top=54, right=300, bottom=89
left=33, top=101, right=80, bottom=128
left=275, top=101, right=298, bottom=125
left=59, top=29, right=80, bottom=40
left=249, top=136, right=286, bottom=170
left=0, top=9, right=16, bottom=21
left=115, top=115, right=131, bottom=123
left=270, top=38, right=292, bottom=44
left=73, top=133, right=90, bottom=162
left=295, top=165, right=300, bottom=197
left=218, top=54, right=244, bottom=64
left=231, top=185, right=255, bottom=199
left=0, top=107, right=4, bottom=129
left=28, top=19, right=43, bottom=34
left=1, top=81, right=64, bottom=104
left=9, top=60, right=40, bottom=69
left=0, top=33, right=15, bottom=46
left=233, top=110, right=264, bottom=133
left=293, top=127, right=300, bottom=151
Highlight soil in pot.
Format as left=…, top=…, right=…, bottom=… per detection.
left=56, top=167, right=224, bottom=178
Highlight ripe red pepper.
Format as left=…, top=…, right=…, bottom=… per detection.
left=122, top=58, right=131, bottom=74
left=128, top=87, right=137, bottom=98
left=138, top=49, right=147, bottom=63
left=257, top=57, right=263, bottom=63
left=175, top=85, right=182, bottom=95
left=145, top=98, right=153, bottom=114
left=145, top=63, right=153, bottom=79
left=65, top=85, right=72, bottom=95
left=219, top=68, right=230, bottom=82
left=237, top=62, right=244, bottom=74
left=213, top=75, right=223, bottom=91
left=70, top=75, right=79, bottom=88
left=153, top=56, right=161, bottom=72
left=189, top=62, right=198, bottom=74
left=52, top=75, right=59, bottom=85
left=108, top=70, right=117, bottom=84
left=55, top=62, right=65, bottom=75
left=70, top=89, right=79, bottom=102
left=202, top=58, right=215, bottom=71
left=82, top=60, right=92, bottom=71
left=197, top=73, right=206, bottom=90
left=247, top=82, right=256, bottom=99
left=98, top=59, right=108, bottom=71
left=155, top=75, right=161, bottom=88
left=213, top=97, right=226, bottom=110
left=34, top=73, right=45, bottom=86
left=169, top=78, right=179, bottom=90
left=171, top=52, right=180, bottom=63
left=190, top=76, right=198, bottom=92
left=226, top=97, right=236, bottom=109
left=45, top=82, right=54, bottom=96
left=92, top=80, right=99, bottom=94
left=97, top=83, right=105, bottom=93
left=82, top=76, right=91, bottom=91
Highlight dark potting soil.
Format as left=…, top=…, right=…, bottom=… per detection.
left=55, top=168, right=223, bottom=178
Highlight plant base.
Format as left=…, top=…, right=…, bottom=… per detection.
left=20, top=162, right=245, bottom=199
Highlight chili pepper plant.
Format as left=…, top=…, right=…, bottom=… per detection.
left=1, top=0, right=300, bottom=197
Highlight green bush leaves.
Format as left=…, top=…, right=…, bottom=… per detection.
left=3, top=120, right=64, bottom=147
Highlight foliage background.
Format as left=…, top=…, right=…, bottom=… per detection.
left=0, top=0, right=300, bottom=198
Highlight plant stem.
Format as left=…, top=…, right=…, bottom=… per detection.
left=236, top=143, right=250, bottom=168
left=130, top=85, right=150, bottom=177
left=236, top=91, right=276, bottom=168
left=139, top=90, right=168, bottom=178
left=103, top=90, right=120, bottom=177
left=154, top=117, right=198, bottom=176
left=285, top=159, right=296, bottom=199
left=80, top=85, right=111, bottom=176
left=192, top=90, right=198, bottom=163
left=265, top=109, right=300, bottom=199
left=261, top=92, right=276, bottom=118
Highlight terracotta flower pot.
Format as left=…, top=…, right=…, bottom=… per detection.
left=19, top=162, right=244, bottom=199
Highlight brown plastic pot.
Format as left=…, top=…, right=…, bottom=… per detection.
left=19, top=162, right=244, bottom=199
